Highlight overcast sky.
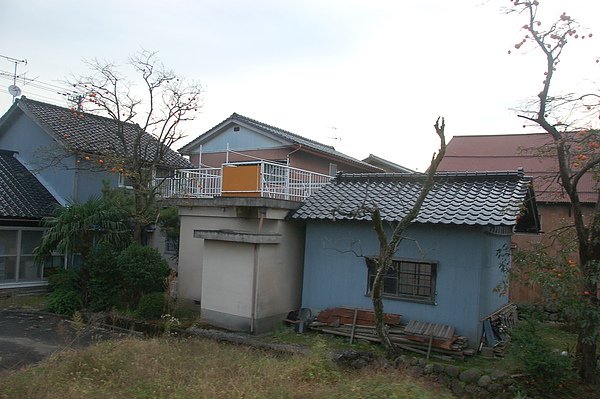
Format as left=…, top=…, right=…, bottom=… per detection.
left=1, top=0, right=598, bottom=170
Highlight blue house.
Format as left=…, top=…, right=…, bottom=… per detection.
left=0, top=97, right=193, bottom=205
left=292, top=170, right=538, bottom=345
left=0, top=98, right=193, bottom=291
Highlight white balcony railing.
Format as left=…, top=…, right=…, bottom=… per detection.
left=154, top=161, right=332, bottom=202
left=153, top=167, right=222, bottom=198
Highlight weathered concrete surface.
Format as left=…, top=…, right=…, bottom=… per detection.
left=0, top=310, right=127, bottom=371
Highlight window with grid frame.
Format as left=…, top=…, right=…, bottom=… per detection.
left=366, top=257, right=437, bottom=304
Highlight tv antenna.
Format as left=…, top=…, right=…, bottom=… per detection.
left=328, top=126, right=342, bottom=146
left=1, top=54, right=27, bottom=102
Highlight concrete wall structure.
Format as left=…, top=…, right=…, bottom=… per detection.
left=177, top=197, right=305, bottom=333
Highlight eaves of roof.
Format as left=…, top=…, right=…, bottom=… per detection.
left=0, top=149, right=58, bottom=219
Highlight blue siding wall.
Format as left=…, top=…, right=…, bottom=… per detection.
left=201, top=126, right=284, bottom=152
left=75, top=167, right=120, bottom=202
left=301, top=221, right=510, bottom=344
left=0, top=114, right=76, bottom=203
left=0, top=113, right=123, bottom=203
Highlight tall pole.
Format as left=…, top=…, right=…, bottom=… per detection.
left=1, top=54, right=27, bottom=103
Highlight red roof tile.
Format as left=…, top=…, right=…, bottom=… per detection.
left=438, top=133, right=596, bottom=203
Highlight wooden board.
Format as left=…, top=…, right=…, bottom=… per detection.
left=404, top=320, right=455, bottom=340
left=221, top=164, right=260, bottom=197
left=316, top=307, right=401, bottom=327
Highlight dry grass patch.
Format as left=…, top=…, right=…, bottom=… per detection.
left=0, top=337, right=453, bottom=399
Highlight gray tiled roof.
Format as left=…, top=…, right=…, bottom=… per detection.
left=292, top=170, right=533, bottom=226
left=181, top=113, right=381, bottom=171
left=0, top=150, right=58, bottom=220
left=11, top=98, right=193, bottom=169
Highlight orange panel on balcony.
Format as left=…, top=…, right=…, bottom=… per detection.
left=221, top=164, right=261, bottom=197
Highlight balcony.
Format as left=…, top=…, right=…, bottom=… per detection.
left=153, top=160, right=332, bottom=202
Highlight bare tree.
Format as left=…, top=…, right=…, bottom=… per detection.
left=70, top=50, right=202, bottom=242
left=361, top=118, right=446, bottom=353
left=507, top=0, right=599, bottom=382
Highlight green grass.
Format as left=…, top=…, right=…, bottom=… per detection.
left=460, top=321, right=580, bottom=374
left=269, top=321, right=582, bottom=378
left=268, top=325, right=386, bottom=354
left=0, top=337, right=454, bottom=399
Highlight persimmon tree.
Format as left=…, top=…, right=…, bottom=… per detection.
left=69, top=50, right=202, bottom=242
left=507, top=0, right=600, bottom=382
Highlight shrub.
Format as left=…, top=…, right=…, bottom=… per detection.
left=511, top=318, right=576, bottom=397
left=47, top=268, right=81, bottom=292
left=46, top=288, right=83, bottom=315
left=87, top=243, right=122, bottom=311
left=137, top=292, right=167, bottom=319
left=118, top=243, right=170, bottom=308
left=46, top=269, right=83, bottom=315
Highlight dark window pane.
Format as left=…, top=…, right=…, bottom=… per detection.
left=366, top=258, right=436, bottom=302
left=0, top=257, right=17, bottom=282
left=0, top=231, right=17, bottom=255
left=384, top=277, right=397, bottom=295
left=385, top=267, right=396, bottom=277
left=19, top=256, right=42, bottom=281
left=21, top=230, right=44, bottom=255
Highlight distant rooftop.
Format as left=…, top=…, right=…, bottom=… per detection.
left=438, top=133, right=596, bottom=203
left=362, top=154, right=414, bottom=173
left=180, top=112, right=381, bottom=172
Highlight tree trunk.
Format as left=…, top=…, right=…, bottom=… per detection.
left=574, top=249, right=599, bottom=382
left=575, top=324, right=598, bottom=383
left=133, top=183, right=147, bottom=245
left=371, top=260, right=397, bottom=355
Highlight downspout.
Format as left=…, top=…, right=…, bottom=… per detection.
left=250, top=208, right=267, bottom=334
left=73, top=155, right=80, bottom=200
left=197, top=144, right=202, bottom=169
left=285, top=145, right=303, bottom=200
left=286, top=144, right=302, bottom=166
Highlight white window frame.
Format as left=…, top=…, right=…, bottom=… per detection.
left=0, top=227, right=65, bottom=287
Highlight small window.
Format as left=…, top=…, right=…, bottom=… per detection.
left=118, top=172, right=134, bottom=189
left=154, top=167, right=173, bottom=179
left=165, top=238, right=178, bottom=254
left=329, top=163, right=338, bottom=177
left=366, top=258, right=437, bottom=304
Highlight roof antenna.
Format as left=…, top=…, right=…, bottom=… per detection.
left=1, top=54, right=27, bottom=102
left=328, top=126, right=342, bottom=147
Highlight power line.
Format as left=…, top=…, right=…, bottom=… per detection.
left=0, top=70, right=75, bottom=95
left=0, top=89, right=66, bottom=106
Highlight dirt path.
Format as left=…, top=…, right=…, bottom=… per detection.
left=0, top=310, right=127, bottom=371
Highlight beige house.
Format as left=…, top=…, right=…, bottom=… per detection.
left=166, top=114, right=398, bottom=333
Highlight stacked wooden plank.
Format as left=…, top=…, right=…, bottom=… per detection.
left=315, top=307, right=401, bottom=327
left=309, top=307, right=470, bottom=360
left=479, top=303, right=518, bottom=356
